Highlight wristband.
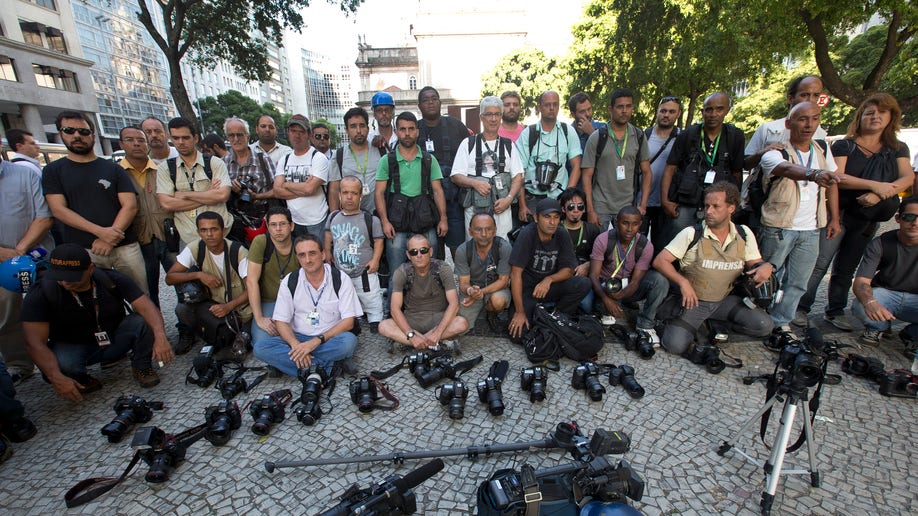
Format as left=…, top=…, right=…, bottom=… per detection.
left=865, top=299, right=878, bottom=306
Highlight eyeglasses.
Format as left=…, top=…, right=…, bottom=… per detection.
left=60, top=127, right=92, bottom=136
left=659, top=96, right=681, bottom=105
left=901, top=213, right=918, bottom=223
left=313, top=134, right=330, bottom=140
left=481, top=112, right=502, bottom=118
left=566, top=203, right=585, bottom=211
left=226, top=133, right=247, bottom=139
left=407, top=247, right=430, bottom=256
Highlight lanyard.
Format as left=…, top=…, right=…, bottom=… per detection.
left=305, top=276, right=327, bottom=310
left=535, top=125, right=561, bottom=164
left=794, top=144, right=814, bottom=168
left=273, top=247, right=294, bottom=278
left=700, top=131, right=721, bottom=167
left=568, top=224, right=584, bottom=247
left=610, top=128, right=628, bottom=158
left=71, top=282, right=102, bottom=332
left=610, top=237, right=636, bottom=279
left=349, top=146, right=369, bottom=178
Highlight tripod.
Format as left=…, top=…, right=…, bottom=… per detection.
left=717, top=378, right=820, bottom=516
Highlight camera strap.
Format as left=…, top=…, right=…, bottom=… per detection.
left=371, top=349, right=452, bottom=380
left=368, top=375, right=400, bottom=411
left=758, top=363, right=825, bottom=453
left=488, top=360, right=509, bottom=381
left=520, top=463, right=542, bottom=516
left=451, top=355, right=484, bottom=379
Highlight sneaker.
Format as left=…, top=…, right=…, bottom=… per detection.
left=776, top=325, right=799, bottom=340
left=600, top=315, right=616, bottom=326
left=441, top=339, right=461, bottom=355
left=859, top=330, right=882, bottom=346
left=911, top=357, right=918, bottom=376
left=132, top=367, right=161, bottom=388
left=75, top=374, right=103, bottom=394
left=792, top=310, right=808, bottom=327
left=174, top=333, right=195, bottom=355
left=1, top=416, right=37, bottom=443
left=638, top=327, right=660, bottom=345
left=900, top=331, right=918, bottom=359
left=369, top=322, right=379, bottom=334
left=823, top=314, right=855, bottom=332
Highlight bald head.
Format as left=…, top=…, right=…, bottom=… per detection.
left=785, top=102, right=821, bottom=146
left=538, top=91, right=560, bottom=123
left=702, top=92, right=731, bottom=130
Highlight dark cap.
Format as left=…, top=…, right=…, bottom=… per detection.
left=287, top=114, right=310, bottom=131
left=47, top=244, right=91, bottom=282
left=535, top=198, right=562, bottom=215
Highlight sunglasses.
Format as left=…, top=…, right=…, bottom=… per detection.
left=61, top=127, right=92, bottom=136
left=313, top=134, right=330, bottom=140
left=407, top=247, right=430, bottom=256
left=566, top=203, right=585, bottom=211
left=901, top=213, right=918, bottom=223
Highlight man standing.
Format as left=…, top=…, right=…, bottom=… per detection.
left=246, top=206, right=297, bottom=347
left=325, top=176, right=385, bottom=332
left=660, top=92, right=744, bottom=247
left=22, top=245, right=174, bottom=400
left=311, top=123, right=333, bottom=160
left=652, top=182, right=774, bottom=355
left=141, top=116, right=178, bottom=166
left=569, top=92, right=607, bottom=152
left=223, top=117, right=277, bottom=243
left=455, top=214, right=512, bottom=331
left=253, top=115, right=292, bottom=166
left=582, top=89, right=652, bottom=229
left=156, top=117, right=233, bottom=246
left=329, top=107, right=385, bottom=214
left=516, top=91, right=582, bottom=221
left=378, top=234, right=467, bottom=351
left=201, top=134, right=229, bottom=159
left=451, top=96, right=524, bottom=240
left=119, top=126, right=171, bottom=308
left=0, top=157, right=53, bottom=383
left=369, top=92, right=397, bottom=152
left=42, top=111, right=148, bottom=293
left=417, top=86, right=471, bottom=256
left=272, top=115, right=330, bottom=238
left=498, top=91, right=525, bottom=142
left=5, top=129, right=42, bottom=175
left=375, top=112, right=448, bottom=276
left=757, top=102, right=841, bottom=340
left=253, top=234, right=361, bottom=377
left=559, top=187, right=602, bottom=313
left=642, top=96, right=682, bottom=253
left=507, top=199, right=591, bottom=338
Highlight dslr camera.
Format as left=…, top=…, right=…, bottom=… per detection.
left=436, top=380, right=469, bottom=420
left=216, top=369, right=250, bottom=400
left=776, top=332, right=831, bottom=390
left=476, top=377, right=504, bottom=416
left=520, top=366, right=548, bottom=402
left=415, top=356, right=457, bottom=388
left=237, top=180, right=253, bottom=203
left=878, top=370, right=918, bottom=399
left=250, top=392, right=288, bottom=436
left=608, top=365, right=645, bottom=399
left=294, top=365, right=327, bottom=425
left=186, top=346, right=219, bottom=388
left=204, top=400, right=242, bottom=446
left=683, top=341, right=726, bottom=374
left=572, top=362, right=607, bottom=401
left=349, top=376, right=380, bottom=413
left=610, top=325, right=654, bottom=359
left=131, top=426, right=187, bottom=483
left=101, top=395, right=162, bottom=443
left=407, top=351, right=434, bottom=377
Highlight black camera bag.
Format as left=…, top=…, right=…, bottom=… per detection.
left=522, top=305, right=604, bottom=363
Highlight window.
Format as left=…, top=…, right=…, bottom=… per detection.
left=46, top=27, right=67, bottom=53
left=20, top=21, right=45, bottom=46
left=32, top=0, right=57, bottom=10
left=33, top=64, right=79, bottom=92
left=409, top=75, right=417, bottom=90
left=19, top=21, right=68, bottom=54
left=0, top=56, right=18, bottom=82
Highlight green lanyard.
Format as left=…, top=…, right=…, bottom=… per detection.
left=700, top=131, right=721, bottom=167
left=610, top=237, right=636, bottom=278
left=610, top=128, right=628, bottom=158
left=349, top=146, right=369, bottom=177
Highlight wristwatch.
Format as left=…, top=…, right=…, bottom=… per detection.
left=406, top=331, right=416, bottom=340
left=318, top=334, right=327, bottom=344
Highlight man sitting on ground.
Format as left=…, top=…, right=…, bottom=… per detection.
left=246, top=206, right=297, bottom=348
left=455, top=213, right=512, bottom=332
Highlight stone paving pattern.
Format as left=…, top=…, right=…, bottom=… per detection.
left=1, top=271, right=916, bottom=515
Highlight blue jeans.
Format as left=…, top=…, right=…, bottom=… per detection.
left=619, top=270, right=669, bottom=330
left=253, top=331, right=358, bottom=377
left=140, top=237, right=176, bottom=308
left=295, top=217, right=328, bottom=240
left=579, top=290, right=596, bottom=313
left=759, top=227, right=819, bottom=327
left=659, top=205, right=702, bottom=252
left=386, top=227, right=438, bottom=289
left=49, top=313, right=154, bottom=376
left=852, top=287, right=918, bottom=341
left=0, top=354, right=24, bottom=421
left=251, top=301, right=276, bottom=347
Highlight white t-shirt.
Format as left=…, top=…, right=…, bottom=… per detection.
left=745, top=118, right=828, bottom=157
left=277, top=148, right=330, bottom=226
left=177, top=245, right=249, bottom=278
left=452, top=136, right=524, bottom=181
left=273, top=265, right=363, bottom=335
left=760, top=144, right=837, bottom=231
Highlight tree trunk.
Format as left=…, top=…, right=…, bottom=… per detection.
left=168, top=55, right=197, bottom=124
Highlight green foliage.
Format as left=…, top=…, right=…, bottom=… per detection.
left=481, top=48, right=570, bottom=116
left=312, top=118, right=341, bottom=148
left=198, top=90, right=288, bottom=144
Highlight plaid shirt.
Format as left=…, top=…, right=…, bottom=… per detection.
left=224, top=147, right=276, bottom=220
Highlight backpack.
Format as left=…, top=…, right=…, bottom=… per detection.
left=403, top=259, right=445, bottom=295
left=602, top=229, right=648, bottom=272
left=385, top=150, right=439, bottom=233
left=196, top=239, right=243, bottom=301
left=667, top=124, right=737, bottom=208
left=167, top=153, right=213, bottom=188
left=593, top=125, right=645, bottom=204
left=522, top=305, right=604, bottom=363
left=746, top=139, right=828, bottom=215
left=285, top=264, right=361, bottom=335
left=527, top=122, right=569, bottom=154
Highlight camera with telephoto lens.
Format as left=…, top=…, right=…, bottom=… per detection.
left=203, top=400, right=242, bottom=446
left=250, top=393, right=287, bottom=436
left=534, top=160, right=561, bottom=191
left=415, top=356, right=457, bottom=388
left=610, top=324, right=654, bottom=360
left=131, top=426, right=186, bottom=483
left=476, top=377, right=504, bottom=416
left=608, top=365, right=645, bottom=399
left=186, top=346, right=219, bottom=387
left=216, top=370, right=249, bottom=400
left=237, top=180, right=253, bottom=203
left=407, top=351, right=434, bottom=377
left=877, top=370, right=918, bottom=398
left=294, top=365, right=327, bottom=425
left=520, top=366, right=548, bottom=402
left=572, top=362, right=607, bottom=401
left=436, top=380, right=469, bottom=420
left=683, top=341, right=726, bottom=374
left=349, top=376, right=380, bottom=413
left=100, top=395, right=162, bottom=443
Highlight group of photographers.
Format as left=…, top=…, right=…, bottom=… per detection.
left=1, top=76, right=917, bottom=463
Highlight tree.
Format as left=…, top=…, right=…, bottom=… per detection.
left=136, top=0, right=363, bottom=123
left=197, top=90, right=288, bottom=144
left=481, top=48, right=569, bottom=117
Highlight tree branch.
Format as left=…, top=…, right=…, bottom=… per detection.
left=800, top=8, right=862, bottom=106
left=862, top=10, right=904, bottom=90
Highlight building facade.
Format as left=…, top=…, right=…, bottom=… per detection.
left=302, top=49, right=357, bottom=144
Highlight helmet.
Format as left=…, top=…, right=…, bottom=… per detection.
left=733, top=264, right=780, bottom=309
left=176, top=280, right=211, bottom=304
left=0, top=255, right=43, bottom=293
left=371, top=92, right=395, bottom=109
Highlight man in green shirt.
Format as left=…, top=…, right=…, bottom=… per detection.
left=246, top=206, right=296, bottom=347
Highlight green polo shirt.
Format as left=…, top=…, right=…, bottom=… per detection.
left=375, top=145, right=443, bottom=197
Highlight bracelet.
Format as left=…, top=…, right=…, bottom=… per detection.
left=865, top=299, right=878, bottom=305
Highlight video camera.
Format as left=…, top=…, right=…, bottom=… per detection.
left=101, top=395, right=163, bottom=443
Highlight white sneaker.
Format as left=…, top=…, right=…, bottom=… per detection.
left=638, top=328, right=660, bottom=345
left=601, top=315, right=616, bottom=326
left=912, top=357, right=918, bottom=376
left=792, top=311, right=808, bottom=327
left=776, top=325, right=799, bottom=340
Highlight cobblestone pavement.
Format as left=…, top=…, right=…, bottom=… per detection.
left=2, top=270, right=916, bottom=515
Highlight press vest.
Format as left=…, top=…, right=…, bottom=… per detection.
left=760, top=141, right=829, bottom=229
left=122, top=158, right=167, bottom=245
left=194, top=238, right=252, bottom=321
left=683, top=226, right=746, bottom=302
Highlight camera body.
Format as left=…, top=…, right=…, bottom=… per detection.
left=778, top=341, right=825, bottom=389
left=295, top=365, right=328, bottom=425
left=131, top=426, right=186, bottom=483
left=249, top=394, right=287, bottom=436
left=877, top=370, right=917, bottom=398
left=204, top=400, right=242, bottom=446
left=101, top=395, right=158, bottom=443
left=415, top=356, right=455, bottom=388
left=217, top=371, right=248, bottom=400
left=186, top=346, right=218, bottom=387
left=436, top=380, right=469, bottom=420
left=608, top=365, right=645, bottom=399
left=237, top=180, right=253, bottom=203
left=476, top=377, right=504, bottom=416
left=612, top=325, right=654, bottom=359
left=520, top=366, right=548, bottom=402
left=349, top=376, right=380, bottom=413
left=683, top=341, right=725, bottom=374
left=572, top=362, right=607, bottom=401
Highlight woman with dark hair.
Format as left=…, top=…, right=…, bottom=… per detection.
left=796, top=93, right=913, bottom=330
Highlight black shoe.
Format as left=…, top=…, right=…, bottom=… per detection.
left=265, top=365, right=283, bottom=378
left=337, top=358, right=359, bottom=376
left=0, top=435, right=11, bottom=464
left=174, top=333, right=195, bottom=355
left=74, top=374, right=103, bottom=395
left=2, top=416, right=37, bottom=443
left=487, top=311, right=500, bottom=332
left=369, top=322, right=379, bottom=334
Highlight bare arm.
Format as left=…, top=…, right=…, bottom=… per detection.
left=638, top=161, right=652, bottom=211
left=156, top=193, right=202, bottom=212
left=45, top=194, right=122, bottom=242
left=567, top=155, right=582, bottom=188
left=326, top=180, right=340, bottom=212
left=275, top=175, right=324, bottom=198
left=0, top=217, right=53, bottom=260
left=131, top=294, right=174, bottom=365
left=23, top=321, right=83, bottom=401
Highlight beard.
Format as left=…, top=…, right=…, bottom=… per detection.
left=64, top=139, right=94, bottom=155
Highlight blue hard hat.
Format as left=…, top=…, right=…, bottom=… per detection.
left=371, top=92, right=395, bottom=108
left=580, top=501, right=643, bottom=516
left=0, top=255, right=42, bottom=293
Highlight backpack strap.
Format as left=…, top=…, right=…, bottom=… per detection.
left=196, top=239, right=206, bottom=270
left=254, top=151, right=272, bottom=186
left=474, top=135, right=483, bottom=176
left=335, top=147, right=344, bottom=173
left=167, top=157, right=178, bottom=187
left=287, top=269, right=299, bottom=297
left=420, top=151, right=432, bottom=196
left=387, top=151, right=401, bottom=194
left=595, top=126, right=609, bottom=173
left=497, top=137, right=510, bottom=174
left=686, top=224, right=704, bottom=254
left=10, top=157, right=27, bottom=163
left=603, top=229, right=649, bottom=271
left=329, top=264, right=342, bottom=297
left=527, top=124, right=540, bottom=154
left=202, top=153, right=213, bottom=180
left=261, top=235, right=275, bottom=267
left=814, top=139, right=828, bottom=156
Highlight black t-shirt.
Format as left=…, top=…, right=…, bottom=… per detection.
left=417, top=116, right=469, bottom=177
left=565, top=222, right=602, bottom=264
left=856, top=231, right=918, bottom=294
left=21, top=269, right=143, bottom=344
left=832, top=139, right=910, bottom=206
left=509, top=223, right=578, bottom=287
left=41, top=157, right=138, bottom=247
left=666, top=123, right=744, bottom=174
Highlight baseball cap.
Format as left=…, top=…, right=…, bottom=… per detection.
left=536, top=198, right=562, bottom=215
left=47, top=244, right=92, bottom=282
left=287, top=114, right=310, bottom=131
